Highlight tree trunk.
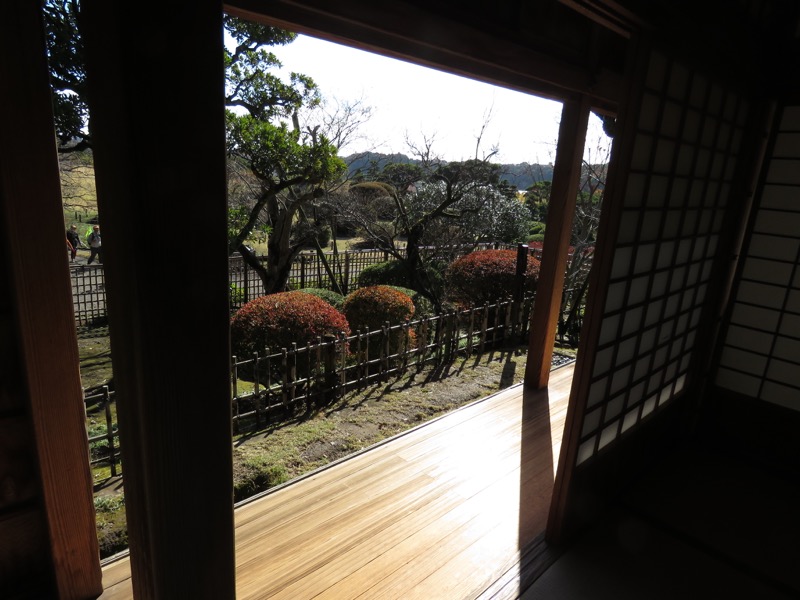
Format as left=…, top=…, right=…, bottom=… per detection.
left=405, top=225, right=442, bottom=312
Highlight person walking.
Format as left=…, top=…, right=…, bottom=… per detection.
left=66, top=224, right=81, bottom=262
left=87, top=224, right=102, bottom=264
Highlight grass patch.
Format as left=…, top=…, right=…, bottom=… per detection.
left=231, top=346, right=537, bottom=503
left=94, top=493, right=127, bottom=558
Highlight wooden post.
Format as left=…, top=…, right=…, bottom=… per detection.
left=0, top=1, right=103, bottom=596
left=525, top=96, right=591, bottom=389
left=82, top=2, right=235, bottom=598
left=323, top=334, right=339, bottom=402
left=232, top=356, right=240, bottom=435
left=515, top=243, right=529, bottom=301
left=104, top=388, right=117, bottom=478
left=243, top=259, right=250, bottom=303
left=253, top=352, right=262, bottom=430
left=343, top=253, right=351, bottom=294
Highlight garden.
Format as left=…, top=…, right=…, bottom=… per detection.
left=85, top=247, right=582, bottom=559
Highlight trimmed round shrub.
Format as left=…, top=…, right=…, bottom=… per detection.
left=446, top=249, right=541, bottom=306
left=342, top=285, right=415, bottom=332
left=343, top=285, right=416, bottom=358
left=357, top=260, right=412, bottom=288
left=231, top=291, right=350, bottom=357
left=298, top=288, right=345, bottom=310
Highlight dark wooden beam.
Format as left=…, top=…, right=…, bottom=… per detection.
left=0, top=1, right=102, bottom=597
left=224, top=0, right=622, bottom=112
left=525, top=97, right=591, bottom=389
left=82, top=2, right=236, bottom=598
left=545, top=34, right=647, bottom=546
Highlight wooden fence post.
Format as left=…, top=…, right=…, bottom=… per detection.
left=103, top=386, right=116, bottom=477
left=512, top=244, right=528, bottom=338
left=289, top=343, right=298, bottom=409
left=231, top=356, right=239, bottom=435
left=323, top=334, right=339, bottom=403
left=253, top=351, right=261, bottom=431
left=280, top=348, right=289, bottom=409
left=243, top=260, right=249, bottom=304
left=381, top=322, right=390, bottom=379
left=479, top=304, right=489, bottom=354
left=343, top=253, right=351, bottom=294
left=314, top=336, right=324, bottom=406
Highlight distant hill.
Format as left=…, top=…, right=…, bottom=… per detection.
left=343, top=152, right=555, bottom=190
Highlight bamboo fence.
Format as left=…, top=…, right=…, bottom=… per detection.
left=85, top=294, right=537, bottom=470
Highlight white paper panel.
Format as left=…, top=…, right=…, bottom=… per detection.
left=716, top=367, right=761, bottom=397
left=720, top=346, right=768, bottom=376
left=736, top=280, right=785, bottom=309
left=772, top=133, right=800, bottom=157
left=780, top=105, right=800, bottom=130
left=741, top=257, right=793, bottom=286
left=767, top=159, right=800, bottom=185
left=760, top=381, right=800, bottom=411
left=748, top=233, right=800, bottom=261
left=730, top=304, right=781, bottom=331
left=772, top=336, right=800, bottom=362
left=598, top=422, right=618, bottom=450
left=766, top=358, right=800, bottom=387
left=724, top=325, right=776, bottom=354
left=754, top=210, right=800, bottom=237
left=759, top=184, right=800, bottom=210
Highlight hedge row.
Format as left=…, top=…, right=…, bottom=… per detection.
left=231, top=249, right=539, bottom=360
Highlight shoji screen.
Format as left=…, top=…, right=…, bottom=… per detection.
left=571, top=50, right=749, bottom=467
left=715, top=105, right=800, bottom=412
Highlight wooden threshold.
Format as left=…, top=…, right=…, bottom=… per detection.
left=100, top=363, right=574, bottom=599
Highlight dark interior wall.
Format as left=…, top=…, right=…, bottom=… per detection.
left=714, top=104, right=800, bottom=412
left=0, top=211, right=54, bottom=598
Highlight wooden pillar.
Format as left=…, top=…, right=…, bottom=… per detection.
left=525, top=97, right=591, bottom=389
left=0, top=1, right=103, bottom=597
left=82, top=2, right=236, bottom=598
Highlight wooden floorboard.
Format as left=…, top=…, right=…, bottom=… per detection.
left=99, top=363, right=574, bottom=599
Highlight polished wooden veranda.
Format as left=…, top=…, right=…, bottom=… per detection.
left=100, top=363, right=574, bottom=599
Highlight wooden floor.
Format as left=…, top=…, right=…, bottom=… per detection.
left=99, top=363, right=574, bottom=599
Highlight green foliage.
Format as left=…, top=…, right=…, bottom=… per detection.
left=299, top=288, right=345, bottom=310
left=528, top=233, right=546, bottom=243
left=357, top=260, right=413, bottom=288
left=524, top=181, right=552, bottom=222
left=225, top=113, right=345, bottom=187
left=292, top=220, right=331, bottom=248
left=342, top=286, right=415, bottom=332
left=446, top=250, right=541, bottom=306
left=228, top=205, right=271, bottom=245
left=230, top=283, right=246, bottom=307
left=386, top=286, right=436, bottom=319
left=43, top=0, right=89, bottom=150
left=230, top=291, right=350, bottom=357
left=234, top=462, right=290, bottom=503
left=94, top=494, right=125, bottom=514
left=94, top=492, right=128, bottom=560
left=529, top=221, right=546, bottom=235
left=376, top=162, right=424, bottom=189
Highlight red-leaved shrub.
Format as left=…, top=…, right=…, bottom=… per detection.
left=231, top=291, right=350, bottom=358
left=446, top=250, right=541, bottom=306
left=343, top=286, right=416, bottom=356
left=342, top=285, right=415, bottom=332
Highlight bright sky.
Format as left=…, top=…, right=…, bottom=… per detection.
left=274, top=34, right=608, bottom=164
